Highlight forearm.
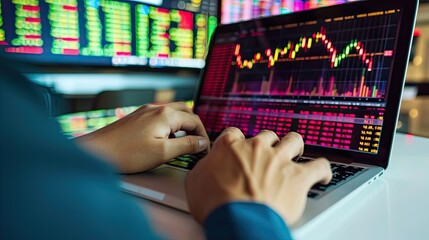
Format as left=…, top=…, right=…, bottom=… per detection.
left=204, top=202, right=292, bottom=240
left=75, top=129, right=121, bottom=171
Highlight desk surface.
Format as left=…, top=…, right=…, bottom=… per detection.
left=133, top=133, right=429, bottom=240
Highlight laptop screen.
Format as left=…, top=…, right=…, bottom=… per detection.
left=194, top=0, right=416, bottom=166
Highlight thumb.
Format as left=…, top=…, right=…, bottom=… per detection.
left=164, top=136, right=209, bottom=160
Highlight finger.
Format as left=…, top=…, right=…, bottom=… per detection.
left=163, top=101, right=193, bottom=114
left=274, top=132, right=304, bottom=160
left=163, top=136, right=209, bottom=160
left=254, top=130, right=280, bottom=146
left=216, top=127, right=245, bottom=143
left=168, top=110, right=209, bottom=144
left=301, top=158, right=333, bottom=186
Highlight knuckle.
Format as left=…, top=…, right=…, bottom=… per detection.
left=261, top=130, right=280, bottom=140
left=291, top=164, right=303, bottom=174
left=226, top=127, right=241, bottom=135
left=137, top=104, right=153, bottom=112
left=155, top=105, right=171, bottom=115
left=139, top=104, right=159, bottom=114
left=217, top=127, right=244, bottom=145
left=153, top=141, right=169, bottom=160
left=191, top=114, right=201, bottom=124
left=158, top=145, right=168, bottom=160
left=194, top=114, right=202, bottom=121
left=319, top=158, right=333, bottom=176
left=284, top=164, right=305, bottom=178
left=316, top=157, right=330, bottom=167
left=144, top=104, right=156, bottom=109
left=185, top=137, right=199, bottom=153
left=221, top=132, right=237, bottom=144
left=289, top=132, right=304, bottom=143
left=250, top=137, right=265, bottom=148
left=176, top=101, right=186, bottom=107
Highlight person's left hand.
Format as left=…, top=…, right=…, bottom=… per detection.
left=76, top=102, right=209, bottom=173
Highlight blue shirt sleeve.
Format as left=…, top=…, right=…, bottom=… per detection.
left=0, top=64, right=163, bottom=240
left=204, top=202, right=293, bottom=240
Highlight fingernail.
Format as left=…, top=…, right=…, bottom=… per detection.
left=198, top=137, right=208, bottom=152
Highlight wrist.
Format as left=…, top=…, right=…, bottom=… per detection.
left=75, top=131, right=120, bottom=170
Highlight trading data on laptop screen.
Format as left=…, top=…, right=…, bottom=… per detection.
left=196, top=8, right=403, bottom=155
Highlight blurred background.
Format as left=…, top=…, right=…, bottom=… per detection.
left=0, top=0, right=427, bottom=138
left=399, top=1, right=429, bottom=138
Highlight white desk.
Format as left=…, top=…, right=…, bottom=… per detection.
left=132, top=133, right=429, bottom=240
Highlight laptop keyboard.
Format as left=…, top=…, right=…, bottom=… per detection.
left=312, top=163, right=364, bottom=191
left=168, top=155, right=365, bottom=199
left=294, top=157, right=365, bottom=198
left=167, top=151, right=206, bottom=169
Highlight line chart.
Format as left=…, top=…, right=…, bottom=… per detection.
left=234, top=27, right=388, bottom=71
left=227, top=12, right=399, bottom=99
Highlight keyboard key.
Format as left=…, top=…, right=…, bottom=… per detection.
left=293, top=157, right=314, bottom=163
left=310, top=163, right=365, bottom=193
left=307, top=191, right=319, bottom=198
left=167, top=152, right=207, bottom=170
left=312, top=183, right=336, bottom=192
left=168, top=160, right=190, bottom=168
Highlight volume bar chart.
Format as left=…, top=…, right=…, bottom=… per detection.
left=232, top=70, right=385, bottom=98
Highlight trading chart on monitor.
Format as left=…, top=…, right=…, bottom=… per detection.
left=0, top=0, right=217, bottom=68
left=196, top=8, right=402, bottom=155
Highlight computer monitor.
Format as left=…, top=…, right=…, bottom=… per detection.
left=220, top=0, right=358, bottom=24
left=57, top=106, right=139, bottom=138
left=57, top=100, right=193, bottom=138
left=0, top=0, right=218, bottom=69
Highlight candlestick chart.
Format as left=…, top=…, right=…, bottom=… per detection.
left=228, top=13, right=398, bottom=99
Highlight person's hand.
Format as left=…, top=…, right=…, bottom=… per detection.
left=185, top=128, right=332, bottom=225
left=76, top=102, right=209, bottom=173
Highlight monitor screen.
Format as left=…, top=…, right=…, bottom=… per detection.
left=195, top=0, right=413, bottom=162
left=57, top=100, right=193, bottom=138
left=0, top=0, right=218, bottom=69
left=220, top=0, right=358, bottom=24
left=58, top=106, right=139, bottom=138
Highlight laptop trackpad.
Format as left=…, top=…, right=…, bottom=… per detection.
left=121, top=166, right=189, bottom=211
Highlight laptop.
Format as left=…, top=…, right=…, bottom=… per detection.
left=121, top=0, right=418, bottom=230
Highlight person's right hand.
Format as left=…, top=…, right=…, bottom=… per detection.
left=185, top=128, right=332, bottom=225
